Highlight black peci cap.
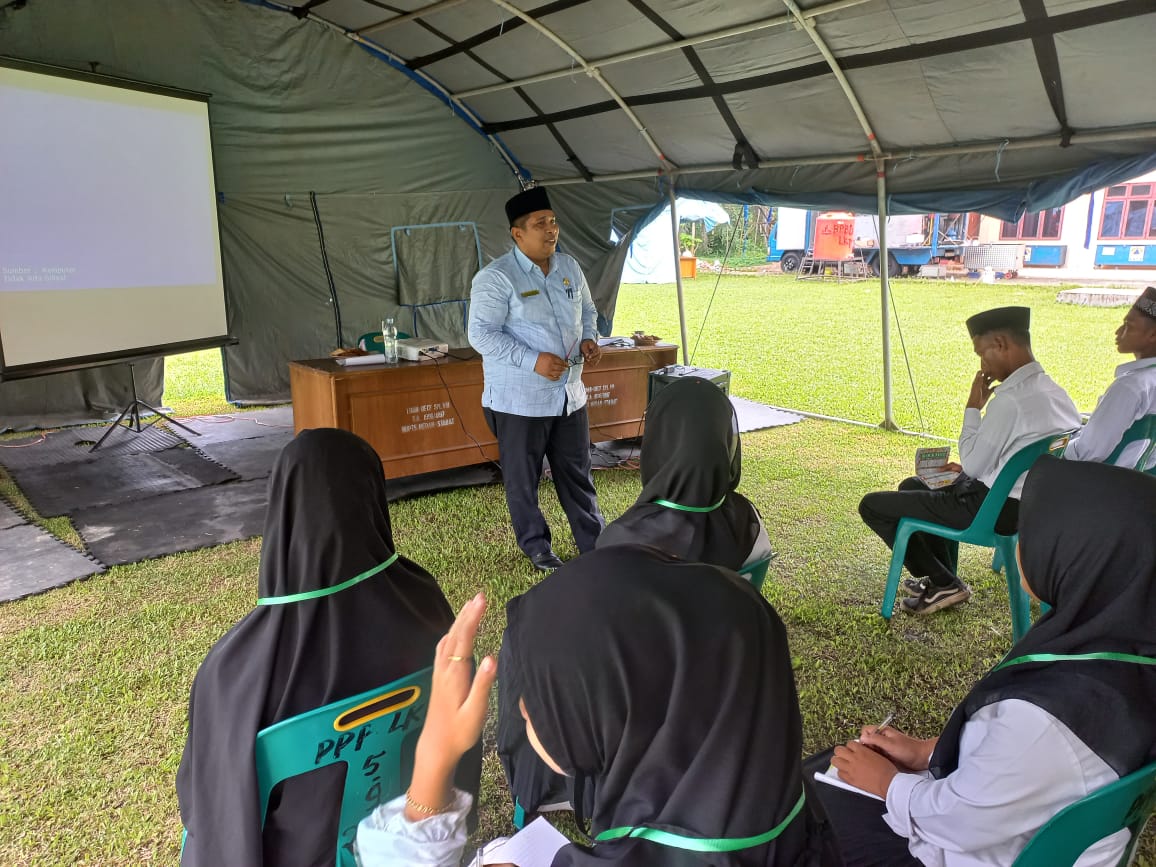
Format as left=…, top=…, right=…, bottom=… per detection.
left=1133, top=286, right=1156, bottom=320
left=505, top=187, right=552, bottom=226
left=966, top=306, right=1031, bottom=338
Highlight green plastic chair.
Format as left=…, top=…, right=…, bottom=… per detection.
left=1105, top=413, right=1156, bottom=473
left=254, top=667, right=432, bottom=867
left=880, top=431, right=1074, bottom=642
left=1011, top=760, right=1156, bottom=867
left=739, top=553, right=776, bottom=591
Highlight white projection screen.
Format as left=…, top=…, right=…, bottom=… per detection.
left=0, top=59, right=230, bottom=379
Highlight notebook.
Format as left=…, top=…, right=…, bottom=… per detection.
left=477, top=817, right=569, bottom=866
left=813, top=765, right=885, bottom=802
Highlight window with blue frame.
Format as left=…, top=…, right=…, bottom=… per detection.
left=1099, top=183, right=1156, bottom=240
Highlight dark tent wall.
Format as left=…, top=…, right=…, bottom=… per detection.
left=0, top=0, right=519, bottom=420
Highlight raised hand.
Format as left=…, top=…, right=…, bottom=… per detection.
left=406, top=593, right=497, bottom=822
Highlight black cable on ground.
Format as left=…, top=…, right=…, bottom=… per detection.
left=420, top=351, right=501, bottom=471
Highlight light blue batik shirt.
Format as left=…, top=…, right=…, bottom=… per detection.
left=467, top=245, right=598, bottom=417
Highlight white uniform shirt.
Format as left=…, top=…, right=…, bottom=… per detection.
left=885, top=699, right=1129, bottom=867
left=1065, top=357, right=1156, bottom=468
left=958, top=362, right=1081, bottom=499
left=357, top=788, right=472, bottom=867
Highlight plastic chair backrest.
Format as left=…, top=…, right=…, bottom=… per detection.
left=1104, top=413, right=1156, bottom=471
left=969, top=431, right=1074, bottom=534
left=738, top=555, right=774, bottom=591
left=1012, top=760, right=1156, bottom=867
left=255, top=667, right=432, bottom=867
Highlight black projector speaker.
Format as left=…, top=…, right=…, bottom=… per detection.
left=647, top=365, right=732, bottom=403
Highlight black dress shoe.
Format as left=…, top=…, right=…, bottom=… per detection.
left=530, top=550, right=565, bottom=573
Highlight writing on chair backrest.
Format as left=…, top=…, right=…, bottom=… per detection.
left=255, top=667, right=434, bottom=866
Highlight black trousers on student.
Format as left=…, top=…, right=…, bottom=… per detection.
left=484, top=406, right=603, bottom=558
left=804, top=750, right=922, bottom=867
left=858, top=476, right=1019, bottom=588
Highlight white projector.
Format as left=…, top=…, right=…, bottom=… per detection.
left=397, top=337, right=449, bottom=361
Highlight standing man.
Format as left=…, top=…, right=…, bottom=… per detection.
left=1065, top=286, right=1156, bottom=468
left=468, top=187, right=604, bottom=572
left=859, top=307, right=1080, bottom=615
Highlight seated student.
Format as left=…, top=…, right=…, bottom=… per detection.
left=358, top=546, right=841, bottom=866
left=501, top=377, right=772, bottom=820
left=858, top=306, right=1080, bottom=615
left=177, top=428, right=477, bottom=867
left=819, top=458, right=1156, bottom=867
left=1065, top=286, right=1156, bottom=468
left=596, top=375, right=772, bottom=571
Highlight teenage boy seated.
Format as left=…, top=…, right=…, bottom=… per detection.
left=858, top=306, right=1080, bottom=615
left=1065, top=286, right=1156, bottom=469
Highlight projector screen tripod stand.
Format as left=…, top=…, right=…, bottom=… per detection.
left=90, top=363, right=199, bottom=452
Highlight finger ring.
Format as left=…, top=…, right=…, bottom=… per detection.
left=446, top=655, right=467, bottom=662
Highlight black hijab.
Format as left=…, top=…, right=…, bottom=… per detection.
left=177, top=428, right=458, bottom=867
left=504, top=544, right=830, bottom=866
left=930, top=457, right=1156, bottom=779
left=596, top=377, right=762, bottom=571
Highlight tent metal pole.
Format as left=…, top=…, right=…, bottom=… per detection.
left=667, top=185, right=691, bottom=365
left=481, top=0, right=671, bottom=166
left=781, top=0, right=883, bottom=161
left=533, top=123, right=1156, bottom=187
left=453, top=0, right=875, bottom=99
left=877, top=163, right=897, bottom=431
left=905, top=125, right=1156, bottom=157
left=535, top=153, right=868, bottom=185
left=762, top=404, right=952, bottom=441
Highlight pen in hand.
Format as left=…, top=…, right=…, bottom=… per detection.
left=874, top=712, right=895, bottom=735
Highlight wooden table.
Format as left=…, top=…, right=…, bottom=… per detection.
left=288, top=345, right=677, bottom=478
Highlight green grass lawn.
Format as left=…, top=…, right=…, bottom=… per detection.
left=0, top=276, right=1151, bottom=865
left=613, top=274, right=1123, bottom=437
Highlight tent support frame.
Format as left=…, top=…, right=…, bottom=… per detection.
left=453, top=0, right=875, bottom=99
left=535, top=123, right=1156, bottom=187
left=876, top=163, right=897, bottom=430
left=782, top=0, right=895, bottom=429
left=480, top=0, right=672, bottom=167
left=763, top=404, right=953, bottom=441
left=667, top=184, right=691, bottom=365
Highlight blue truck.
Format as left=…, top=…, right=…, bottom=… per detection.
left=767, top=208, right=974, bottom=276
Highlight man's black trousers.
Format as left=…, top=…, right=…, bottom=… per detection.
left=858, top=476, right=1019, bottom=588
left=485, top=406, right=603, bottom=558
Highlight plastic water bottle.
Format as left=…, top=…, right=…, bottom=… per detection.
left=381, top=317, right=398, bottom=363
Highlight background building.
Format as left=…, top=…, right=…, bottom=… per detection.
left=978, top=169, right=1156, bottom=282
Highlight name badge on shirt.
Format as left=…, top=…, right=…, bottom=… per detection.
left=520, top=289, right=540, bottom=298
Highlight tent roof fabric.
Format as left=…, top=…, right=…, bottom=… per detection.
left=255, top=0, right=1156, bottom=204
